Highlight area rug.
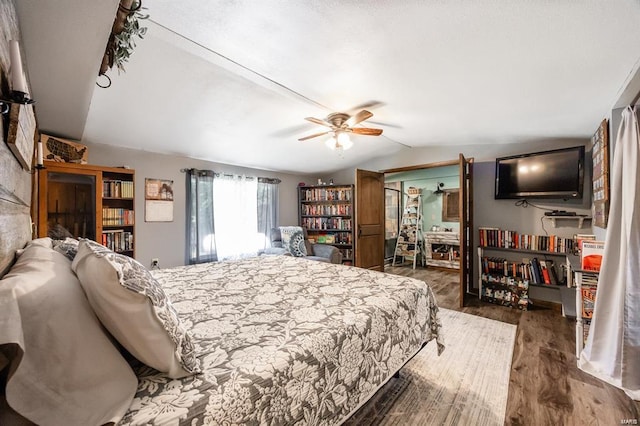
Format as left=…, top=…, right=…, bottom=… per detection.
left=346, top=308, right=517, bottom=426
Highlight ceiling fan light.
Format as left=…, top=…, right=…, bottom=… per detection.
left=325, top=136, right=337, bottom=150
left=337, top=132, right=353, bottom=150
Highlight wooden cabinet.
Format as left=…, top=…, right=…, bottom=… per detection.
left=298, top=185, right=354, bottom=265
left=424, top=231, right=460, bottom=269
left=38, top=161, right=135, bottom=257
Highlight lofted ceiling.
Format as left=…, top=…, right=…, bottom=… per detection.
left=14, top=0, right=640, bottom=175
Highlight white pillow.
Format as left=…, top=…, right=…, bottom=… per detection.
left=72, top=239, right=200, bottom=378
left=0, top=243, right=137, bottom=426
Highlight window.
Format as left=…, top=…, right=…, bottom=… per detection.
left=186, top=169, right=279, bottom=263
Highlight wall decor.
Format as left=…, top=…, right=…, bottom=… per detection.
left=591, top=119, right=609, bottom=228
left=442, top=188, right=460, bottom=222
left=145, top=178, right=173, bottom=222
left=7, top=103, right=36, bottom=171
left=40, top=133, right=88, bottom=164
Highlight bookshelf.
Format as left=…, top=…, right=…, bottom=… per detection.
left=298, top=184, right=354, bottom=265
left=38, top=162, right=135, bottom=257
left=101, top=169, right=135, bottom=257
left=477, top=227, right=579, bottom=311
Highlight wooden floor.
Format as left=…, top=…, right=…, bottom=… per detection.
left=385, top=264, right=640, bottom=425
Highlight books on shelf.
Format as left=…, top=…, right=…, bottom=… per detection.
left=103, top=179, right=134, bottom=198
left=301, top=203, right=352, bottom=216
left=480, top=256, right=563, bottom=286
left=101, top=229, right=134, bottom=253
left=301, top=217, right=352, bottom=230
left=310, top=232, right=352, bottom=245
left=478, top=227, right=575, bottom=253
left=102, top=208, right=135, bottom=226
left=581, top=241, right=604, bottom=271
left=300, top=187, right=352, bottom=202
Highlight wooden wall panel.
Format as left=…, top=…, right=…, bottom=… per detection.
left=0, top=0, right=34, bottom=275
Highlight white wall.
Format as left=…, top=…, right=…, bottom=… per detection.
left=85, top=142, right=311, bottom=268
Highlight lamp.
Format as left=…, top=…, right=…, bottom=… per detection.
left=434, top=182, right=444, bottom=195
left=325, top=131, right=353, bottom=151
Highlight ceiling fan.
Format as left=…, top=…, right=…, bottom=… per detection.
left=298, top=110, right=383, bottom=149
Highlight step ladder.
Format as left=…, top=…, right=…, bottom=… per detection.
left=392, top=189, right=424, bottom=269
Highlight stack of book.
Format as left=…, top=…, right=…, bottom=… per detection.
left=478, top=227, right=575, bottom=253
left=480, top=255, right=563, bottom=286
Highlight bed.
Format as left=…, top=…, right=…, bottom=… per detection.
left=1, top=238, right=443, bottom=426
left=119, top=255, right=443, bottom=425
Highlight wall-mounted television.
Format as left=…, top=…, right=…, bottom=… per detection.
left=495, top=146, right=585, bottom=199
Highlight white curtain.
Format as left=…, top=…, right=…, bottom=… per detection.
left=213, top=175, right=261, bottom=260
left=579, top=106, right=640, bottom=400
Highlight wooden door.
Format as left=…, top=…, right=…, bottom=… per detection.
left=458, top=154, right=474, bottom=307
left=355, top=169, right=385, bottom=271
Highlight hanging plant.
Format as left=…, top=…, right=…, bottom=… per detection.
left=98, top=0, right=149, bottom=87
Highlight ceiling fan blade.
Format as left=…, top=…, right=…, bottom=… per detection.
left=298, top=131, right=331, bottom=141
left=351, top=127, right=383, bottom=136
left=346, top=110, right=373, bottom=127
left=305, top=117, right=334, bottom=128
left=348, top=100, right=385, bottom=112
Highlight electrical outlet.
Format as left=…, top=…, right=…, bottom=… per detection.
left=151, top=258, right=159, bottom=269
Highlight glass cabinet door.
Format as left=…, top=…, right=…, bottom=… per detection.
left=43, top=171, right=97, bottom=240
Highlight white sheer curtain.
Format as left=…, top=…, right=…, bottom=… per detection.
left=213, top=174, right=262, bottom=260
left=579, top=106, right=640, bottom=400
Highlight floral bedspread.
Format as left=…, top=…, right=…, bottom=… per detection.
left=118, top=255, right=443, bottom=426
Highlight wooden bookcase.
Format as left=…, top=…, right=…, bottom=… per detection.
left=298, top=184, right=354, bottom=265
left=38, top=161, right=135, bottom=257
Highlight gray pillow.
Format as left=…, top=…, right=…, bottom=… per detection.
left=72, top=239, right=200, bottom=378
left=279, top=226, right=307, bottom=257
left=0, top=243, right=137, bottom=425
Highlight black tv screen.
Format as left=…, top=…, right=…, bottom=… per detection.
left=495, top=146, right=585, bottom=199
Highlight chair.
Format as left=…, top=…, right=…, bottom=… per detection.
left=261, top=227, right=343, bottom=264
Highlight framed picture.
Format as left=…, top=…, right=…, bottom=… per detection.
left=442, top=188, right=460, bottom=222
left=145, top=178, right=174, bottom=222
left=7, top=103, right=36, bottom=171
left=591, top=119, right=609, bottom=228
left=40, top=133, right=88, bottom=164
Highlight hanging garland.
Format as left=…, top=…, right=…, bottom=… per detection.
left=98, top=0, right=149, bottom=87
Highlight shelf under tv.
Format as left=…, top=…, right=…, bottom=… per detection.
left=542, top=215, right=591, bottom=228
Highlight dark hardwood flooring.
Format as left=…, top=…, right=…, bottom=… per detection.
left=385, top=264, right=640, bottom=425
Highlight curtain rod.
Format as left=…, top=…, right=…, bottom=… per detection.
left=180, top=168, right=281, bottom=183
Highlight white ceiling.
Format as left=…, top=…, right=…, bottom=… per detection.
left=15, top=0, right=640, bottom=175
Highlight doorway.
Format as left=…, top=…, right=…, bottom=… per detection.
left=381, top=156, right=474, bottom=308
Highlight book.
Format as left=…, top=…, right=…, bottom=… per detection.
left=575, top=234, right=597, bottom=254
left=539, top=260, right=552, bottom=285
left=581, top=241, right=604, bottom=271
